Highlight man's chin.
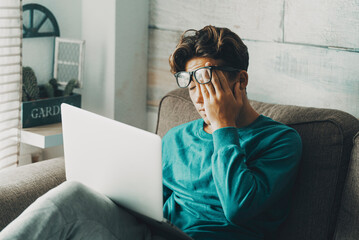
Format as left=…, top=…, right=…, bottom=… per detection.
left=197, top=111, right=210, bottom=124
left=202, top=118, right=213, bottom=133
left=202, top=117, right=211, bottom=126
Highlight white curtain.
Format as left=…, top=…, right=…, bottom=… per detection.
left=0, top=0, right=22, bottom=170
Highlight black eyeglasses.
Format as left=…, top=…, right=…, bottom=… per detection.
left=174, top=66, right=242, bottom=88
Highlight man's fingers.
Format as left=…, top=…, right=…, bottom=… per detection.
left=204, top=82, right=216, bottom=96
left=211, top=70, right=223, bottom=93
left=203, top=68, right=211, bottom=82
left=200, top=83, right=210, bottom=99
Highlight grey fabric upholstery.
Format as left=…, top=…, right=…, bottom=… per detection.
left=0, top=157, right=65, bottom=230
left=156, top=88, right=359, bottom=240
left=334, top=133, right=359, bottom=240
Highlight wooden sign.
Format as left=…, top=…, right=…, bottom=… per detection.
left=22, top=92, right=81, bottom=128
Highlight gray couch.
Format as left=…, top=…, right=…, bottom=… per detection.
left=1, top=88, right=359, bottom=240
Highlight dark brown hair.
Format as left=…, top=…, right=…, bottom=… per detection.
left=169, top=25, right=249, bottom=76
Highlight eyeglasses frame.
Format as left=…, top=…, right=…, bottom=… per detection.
left=174, top=66, right=242, bottom=88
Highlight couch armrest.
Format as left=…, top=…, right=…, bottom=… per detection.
left=0, top=157, right=65, bottom=231
left=334, top=132, right=359, bottom=239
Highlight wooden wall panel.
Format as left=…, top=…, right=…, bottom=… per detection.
left=147, top=29, right=180, bottom=106
left=284, top=0, right=359, bottom=49
left=147, top=0, right=359, bottom=125
left=148, top=29, right=359, bottom=117
left=150, top=0, right=284, bottom=42
left=246, top=40, right=359, bottom=117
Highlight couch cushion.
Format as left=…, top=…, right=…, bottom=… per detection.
left=156, top=88, right=359, bottom=240
left=0, top=157, right=65, bottom=230
left=156, top=89, right=200, bottom=137
left=334, top=132, right=359, bottom=240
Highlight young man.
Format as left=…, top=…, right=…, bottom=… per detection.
left=162, top=26, right=302, bottom=240
left=0, top=26, right=302, bottom=240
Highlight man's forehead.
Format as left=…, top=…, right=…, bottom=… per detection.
left=185, top=57, right=224, bottom=71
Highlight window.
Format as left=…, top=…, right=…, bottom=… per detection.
left=0, top=0, right=22, bottom=170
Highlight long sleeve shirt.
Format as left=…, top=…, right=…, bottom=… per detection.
left=162, top=115, right=302, bottom=240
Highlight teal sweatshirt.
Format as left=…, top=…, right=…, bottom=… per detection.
left=162, top=115, right=302, bottom=240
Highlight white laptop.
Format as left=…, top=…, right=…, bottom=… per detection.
left=61, top=104, right=192, bottom=240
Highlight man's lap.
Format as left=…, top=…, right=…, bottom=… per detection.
left=0, top=181, right=166, bottom=240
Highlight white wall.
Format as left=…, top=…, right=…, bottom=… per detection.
left=22, top=0, right=82, bottom=84
left=114, top=0, right=149, bottom=129
left=81, top=0, right=149, bottom=128
left=80, top=0, right=116, bottom=119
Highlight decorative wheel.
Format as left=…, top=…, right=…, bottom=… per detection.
left=22, top=4, right=60, bottom=38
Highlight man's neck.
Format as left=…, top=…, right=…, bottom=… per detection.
left=236, top=103, right=260, bottom=128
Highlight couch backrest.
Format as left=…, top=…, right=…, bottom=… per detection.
left=156, top=88, right=359, bottom=240
left=334, top=132, right=359, bottom=239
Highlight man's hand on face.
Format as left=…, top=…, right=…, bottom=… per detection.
left=199, top=63, right=245, bottom=132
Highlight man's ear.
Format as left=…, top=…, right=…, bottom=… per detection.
left=238, top=70, right=248, bottom=90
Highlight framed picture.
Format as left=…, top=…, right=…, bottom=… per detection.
left=53, top=37, right=85, bottom=88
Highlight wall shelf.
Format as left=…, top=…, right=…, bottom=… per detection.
left=20, top=123, right=63, bottom=149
